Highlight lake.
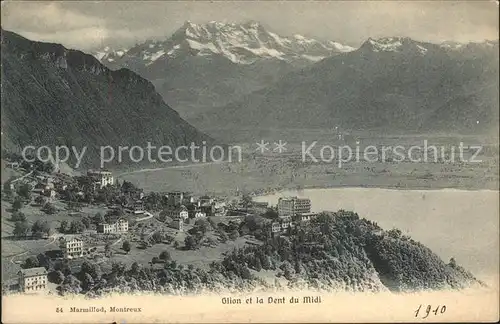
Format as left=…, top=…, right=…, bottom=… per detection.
left=254, top=188, right=499, bottom=286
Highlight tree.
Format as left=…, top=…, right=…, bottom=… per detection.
left=79, top=261, right=101, bottom=281
left=68, top=220, right=85, bottom=234
left=23, top=256, right=40, bottom=269
left=263, top=208, right=279, bottom=219
left=111, top=262, right=126, bottom=276
left=151, top=257, right=159, bottom=264
left=241, top=194, right=253, bottom=212
left=13, top=221, right=30, bottom=238
left=184, top=235, right=198, bottom=250
left=34, top=195, right=47, bottom=206
left=92, top=213, right=105, bottom=227
left=159, top=250, right=171, bottom=261
left=121, top=181, right=138, bottom=195
left=31, top=220, right=51, bottom=238
left=449, top=257, right=457, bottom=268
left=16, top=184, right=32, bottom=201
left=52, top=270, right=65, bottom=284
left=122, top=240, right=131, bottom=254
left=261, top=255, right=272, bottom=270
left=229, top=229, right=239, bottom=240
left=193, top=218, right=210, bottom=235
left=11, top=211, right=26, bottom=222
left=60, top=274, right=82, bottom=295
left=3, top=178, right=14, bottom=196
left=104, top=243, right=112, bottom=257
left=37, top=253, right=50, bottom=269
left=59, top=220, right=68, bottom=233
left=254, top=257, right=262, bottom=271
left=219, top=231, right=228, bottom=243
left=12, top=197, right=24, bottom=211
left=81, top=216, right=91, bottom=229
left=388, top=228, right=403, bottom=239
left=42, top=202, right=57, bottom=215
left=152, top=231, right=164, bottom=244
left=158, top=210, right=169, bottom=222
left=130, top=262, right=140, bottom=275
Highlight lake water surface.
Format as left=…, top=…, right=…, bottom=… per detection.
left=255, top=188, right=499, bottom=285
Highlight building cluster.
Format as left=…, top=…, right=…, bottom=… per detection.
left=87, top=169, right=114, bottom=189
left=271, top=197, right=318, bottom=234
left=162, top=193, right=227, bottom=231
left=30, top=174, right=57, bottom=201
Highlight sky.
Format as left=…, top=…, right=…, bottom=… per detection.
left=1, top=1, right=498, bottom=52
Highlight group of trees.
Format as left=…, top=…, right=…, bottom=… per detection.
left=12, top=218, right=51, bottom=238
left=151, top=250, right=171, bottom=264
left=56, top=212, right=110, bottom=234
left=183, top=218, right=218, bottom=250
left=122, top=240, right=131, bottom=254
left=59, top=219, right=87, bottom=234
left=12, top=197, right=24, bottom=211
left=58, top=178, right=142, bottom=207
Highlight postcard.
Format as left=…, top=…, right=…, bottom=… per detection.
left=1, top=1, right=499, bottom=323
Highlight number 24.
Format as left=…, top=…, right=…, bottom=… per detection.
left=415, top=304, right=446, bottom=318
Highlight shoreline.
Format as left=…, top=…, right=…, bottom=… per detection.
left=251, top=183, right=500, bottom=198
left=111, top=154, right=498, bottom=196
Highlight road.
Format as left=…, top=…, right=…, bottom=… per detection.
left=9, top=234, right=57, bottom=264
left=116, top=161, right=228, bottom=178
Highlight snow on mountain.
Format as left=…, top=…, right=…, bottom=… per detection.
left=95, top=21, right=355, bottom=66
left=93, top=46, right=128, bottom=63
left=359, top=37, right=441, bottom=56
left=360, top=37, right=498, bottom=56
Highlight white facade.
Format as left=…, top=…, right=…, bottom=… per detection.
left=87, top=170, right=114, bottom=189
left=18, top=267, right=48, bottom=293
left=296, top=212, right=318, bottom=222
left=168, top=206, right=189, bottom=220
left=280, top=216, right=292, bottom=229
left=278, top=197, right=311, bottom=217
left=60, top=237, right=84, bottom=259
left=98, top=218, right=129, bottom=234
left=271, top=222, right=282, bottom=233
left=194, top=211, right=206, bottom=218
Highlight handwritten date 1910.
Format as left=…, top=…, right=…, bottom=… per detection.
left=414, top=304, right=446, bottom=319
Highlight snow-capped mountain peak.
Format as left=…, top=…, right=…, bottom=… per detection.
left=360, top=37, right=430, bottom=55
left=95, top=21, right=355, bottom=66
left=94, top=46, right=128, bottom=63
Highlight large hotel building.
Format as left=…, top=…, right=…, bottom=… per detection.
left=277, top=196, right=311, bottom=217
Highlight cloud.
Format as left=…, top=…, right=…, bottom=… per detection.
left=3, top=2, right=105, bottom=32
left=1, top=1, right=498, bottom=52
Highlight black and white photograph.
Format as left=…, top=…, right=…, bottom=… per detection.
left=1, top=1, right=498, bottom=323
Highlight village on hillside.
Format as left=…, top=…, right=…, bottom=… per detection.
left=2, top=155, right=320, bottom=295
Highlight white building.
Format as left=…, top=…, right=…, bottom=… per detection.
left=277, top=197, right=311, bottom=217
left=294, top=212, right=318, bottom=222
left=280, top=216, right=292, bottom=230
left=18, top=267, right=48, bottom=293
left=271, top=222, right=282, bottom=233
left=167, top=205, right=189, bottom=221
left=97, top=218, right=129, bottom=234
left=87, top=169, right=114, bottom=189
left=194, top=210, right=206, bottom=218
left=59, top=237, right=84, bottom=259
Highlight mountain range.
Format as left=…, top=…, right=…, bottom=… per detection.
left=94, top=21, right=355, bottom=119
left=1, top=29, right=212, bottom=168
left=190, top=36, right=499, bottom=137
left=94, top=22, right=498, bottom=138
